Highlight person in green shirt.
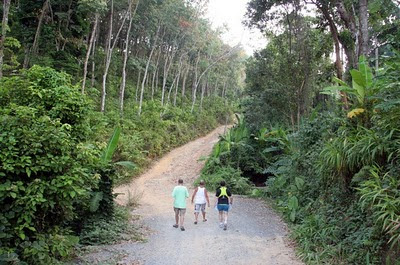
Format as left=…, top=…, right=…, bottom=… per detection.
left=172, top=179, right=189, bottom=231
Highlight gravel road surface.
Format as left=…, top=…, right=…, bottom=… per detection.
left=77, top=126, right=303, bottom=265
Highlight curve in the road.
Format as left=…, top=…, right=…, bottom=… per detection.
left=82, top=126, right=303, bottom=265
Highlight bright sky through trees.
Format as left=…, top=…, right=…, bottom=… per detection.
left=205, top=0, right=267, bottom=55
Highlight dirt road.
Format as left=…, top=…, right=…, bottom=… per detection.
left=82, top=126, right=303, bottom=265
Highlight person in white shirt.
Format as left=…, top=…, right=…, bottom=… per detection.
left=191, top=180, right=210, bottom=224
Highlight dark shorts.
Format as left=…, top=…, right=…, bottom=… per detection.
left=217, top=204, right=229, bottom=212
left=174, top=207, right=186, bottom=216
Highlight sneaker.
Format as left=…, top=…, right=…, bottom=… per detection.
left=173, top=224, right=178, bottom=228
left=203, top=219, right=207, bottom=222
left=223, top=224, right=227, bottom=230
left=180, top=227, right=185, bottom=231
left=194, top=221, right=197, bottom=224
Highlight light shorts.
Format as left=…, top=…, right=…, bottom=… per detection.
left=217, top=204, right=229, bottom=212
left=174, top=207, right=186, bottom=216
left=194, top=203, right=206, bottom=213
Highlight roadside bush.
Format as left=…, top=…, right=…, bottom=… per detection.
left=259, top=57, right=400, bottom=264
left=79, top=205, right=143, bottom=245
left=198, top=162, right=252, bottom=194
left=205, top=77, right=399, bottom=264
left=0, top=66, right=99, bottom=263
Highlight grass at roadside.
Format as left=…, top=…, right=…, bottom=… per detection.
left=79, top=205, right=145, bottom=246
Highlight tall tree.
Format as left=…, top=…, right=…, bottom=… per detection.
left=138, top=22, right=161, bottom=116
left=101, top=0, right=132, bottom=112
left=359, top=0, right=369, bottom=56
left=0, top=0, right=11, bottom=78
left=119, top=0, right=140, bottom=114
left=23, top=0, right=50, bottom=68
left=244, top=15, right=333, bottom=129
left=190, top=46, right=239, bottom=112
left=81, top=13, right=99, bottom=94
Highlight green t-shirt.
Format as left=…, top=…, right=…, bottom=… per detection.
left=172, top=185, right=189, bottom=209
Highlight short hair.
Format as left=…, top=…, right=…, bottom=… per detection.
left=199, top=180, right=205, bottom=185
left=178, top=179, right=183, bottom=184
left=220, top=180, right=226, bottom=186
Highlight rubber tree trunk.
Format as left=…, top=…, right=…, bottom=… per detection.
left=119, top=0, right=139, bottom=115
left=213, top=78, right=219, bottom=97
left=82, top=13, right=99, bottom=94
left=375, top=44, right=379, bottom=71
left=100, top=0, right=114, bottom=112
left=173, top=54, right=185, bottom=106
left=90, top=29, right=98, bottom=87
left=101, top=0, right=132, bottom=112
left=166, top=70, right=178, bottom=105
left=136, top=70, right=141, bottom=102
left=0, top=0, right=11, bottom=78
left=319, top=3, right=348, bottom=108
left=161, top=48, right=176, bottom=106
left=221, top=80, right=227, bottom=98
left=31, top=0, right=50, bottom=55
left=199, top=79, right=206, bottom=112
left=190, top=54, right=201, bottom=113
left=359, top=0, right=369, bottom=57
left=173, top=69, right=181, bottom=107
left=155, top=68, right=159, bottom=96
left=191, top=47, right=237, bottom=113
left=24, top=0, right=50, bottom=68
left=180, top=65, right=189, bottom=107
left=151, top=48, right=161, bottom=100
left=138, top=23, right=160, bottom=116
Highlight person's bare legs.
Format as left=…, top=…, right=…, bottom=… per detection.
left=202, top=210, right=207, bottom=221
left=175, top=211, right=179, bottom=226
left=194, top=212, right=199, bottom=224
left=223, top=211, right=228, bottom=230
left=218, top=211, right=223, bottom=227
left=180, top=213, right=185, bottom=230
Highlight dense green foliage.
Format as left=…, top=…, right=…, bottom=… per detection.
left=198, top=1, right=400, bottom=262
left=2, top=0, right=400, bottom=263
left=243, top=16, right=333, bottom=129
left=0, top=0, right=243, bottom=263
left=0, top=66, right=234, bottom=264
left=204, top=54, right=400, bottom=264
left=0, top=66, right=99, bottom=263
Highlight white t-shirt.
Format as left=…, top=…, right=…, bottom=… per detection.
left=194, top=187, right=206, bottom=204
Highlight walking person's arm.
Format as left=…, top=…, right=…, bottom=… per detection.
left=228, top=189, right=233, bottom=204
left=191, top=187, right=198, bottom=204
left=205, top=189, right=210, bottom=207
left=215, top=188, right=220, bottom=197
left=215, top=188, right=220, bottom=207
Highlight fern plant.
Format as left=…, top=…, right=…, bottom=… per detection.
left=358, top=166, right=400, bottom=248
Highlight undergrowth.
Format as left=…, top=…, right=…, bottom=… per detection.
left=79, top=205, right=144, bottom=246
left=200, top=55, right=400, bottom=264
left=0, top=66, right=234, bottom=264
